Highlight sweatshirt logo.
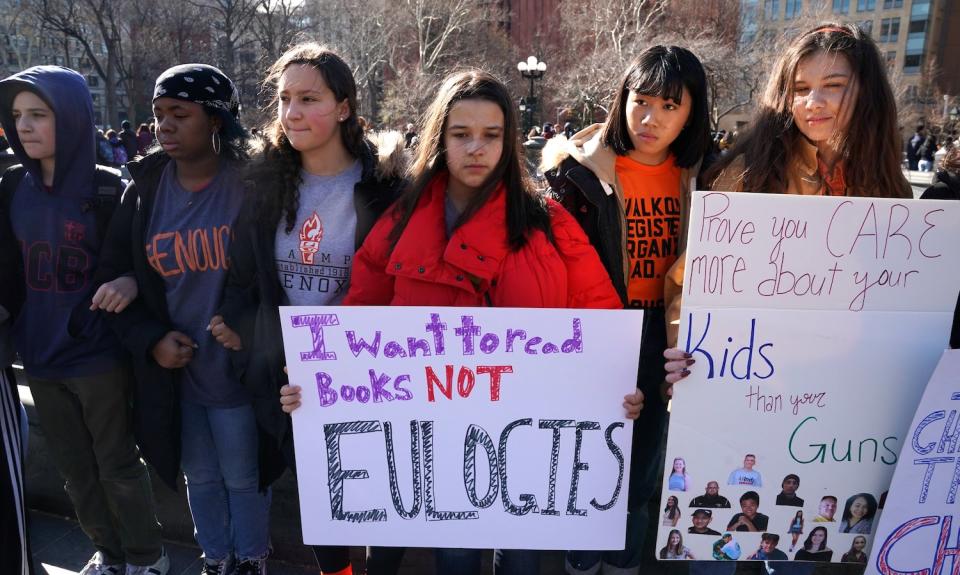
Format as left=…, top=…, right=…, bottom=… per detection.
left=64, top=220, right=86, bottom=243
left=299, top=212, right=324, bottom=264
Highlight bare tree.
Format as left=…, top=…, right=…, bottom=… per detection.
left=0, top=1, right=45, bottom=70
left=377, top=0, right=514, bottom=127
left=120, top=0, right=218, bottom=124
left=550, top=0, right=669, bottom=126
left=29, top=0, right=129, bottom=126
left=187, top=0, right=260, bottom=79
left=302, top=0, right=395, bottom=122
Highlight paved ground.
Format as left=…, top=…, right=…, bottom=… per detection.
left=29, top=509, right=319, bottom=575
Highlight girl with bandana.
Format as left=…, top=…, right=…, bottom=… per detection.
left=93, top=64, right=280, bottom=575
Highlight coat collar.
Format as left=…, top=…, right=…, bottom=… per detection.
left=388, top=172, right=512, bottom=291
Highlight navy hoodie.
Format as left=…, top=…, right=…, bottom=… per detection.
left=0, top=66, right=121, bottom=378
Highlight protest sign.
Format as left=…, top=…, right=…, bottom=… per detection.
left=280, top=306, right=643, bottom=549
left=868, top=350, right=960, bottom=574
left=656, top=192, right=960, bottom=562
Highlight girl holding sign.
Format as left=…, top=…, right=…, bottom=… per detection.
left=663, top=22, right=912, bottom=390
left=218, top=43, right=407, bottom=575
left=540, top=45, right=712, bottom=574
left=284, top=69, right=621, bottom=574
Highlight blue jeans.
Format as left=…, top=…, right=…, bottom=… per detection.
left=433, top=548, right=539, bottom=575
left=181, top=400, right=271, bottom=561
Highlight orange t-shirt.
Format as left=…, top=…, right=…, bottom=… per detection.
left=615, top=154, right=682, bottom=308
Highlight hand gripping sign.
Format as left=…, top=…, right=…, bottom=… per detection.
left=658, top=193, right=960, bottom=563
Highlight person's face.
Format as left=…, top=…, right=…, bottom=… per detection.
left=692, top=513, right=711, bottom=529
left=624, top=87, right=691, bottom=165
left=853, top=536, right=866, bottom=551
left=740, top=498, right=758, bottom=518
left=668, top=496, right=678, bottom=507
left=850, top=497, right=869, bottom=520
left=819, top=498, right=837, bottom=519
left=153, top=98, right=218, bottom=160
left=743, top=455, right=756, bottom=470
left=279, top=64, right=349, bottom=160
left=669, top=532, right=680, bottom=546
left=12, top=91, right=56, bottom=162
left=673, top=458, right=684, bottom=472
left=706, top=481, right=719, bottom=496
left=443, top=98, right=504, bottom=197
left=811, top=529, right=825, bottom=547
left=761, top=539, right=776, bottom=553
left=782, top=477, right=799, bottom=495
left=791, top=50, right=858, bottom=145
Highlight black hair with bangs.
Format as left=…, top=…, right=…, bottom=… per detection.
left=601, top=45, right=711, bottom=168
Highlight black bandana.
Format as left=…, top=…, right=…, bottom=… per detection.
left=153, top=63, right=240, bottom=118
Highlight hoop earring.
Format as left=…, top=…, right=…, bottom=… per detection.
left=212, top=131, right=221, bottom=155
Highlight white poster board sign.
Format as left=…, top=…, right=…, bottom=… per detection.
left=280, top=306, right=643, bottom=548
left=867, top=349, right=960, bottom=573
left=656, top=192, right=960, bottom=563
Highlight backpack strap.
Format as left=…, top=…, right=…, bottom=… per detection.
left=89, top=165, right=125, bottom=241
left=0, top=165, right=26, bottom=216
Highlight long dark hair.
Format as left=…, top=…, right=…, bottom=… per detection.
left=705, top=23, right=907, bottom=198
left=840, top=493, right=878, bottom=525
left=803, top=526, right=829, bottom=551
left=664, top=495, right=679, bottom=519
left=601, top=45, right=711, bottom=168
left=248, top=43, right=365, bottom=232
left=387, top=69, right=550, bottom=250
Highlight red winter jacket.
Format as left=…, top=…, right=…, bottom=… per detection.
left=345, top=172, right=621, bottom=309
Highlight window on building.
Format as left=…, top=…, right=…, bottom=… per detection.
left=903, top=52, right=923, bottom=74
left=910, top=0, right=930, bottom=18
left=765, top=0, right=780, bottom=20
left=885, top=51, right=896, bottom=69
left=833, top=0, right=850, bottom=14
left=87, top=75, right=99, bottom=87
left=880, top=17, right=900, bottom=42
left=785, top=0, right=802, bottom=19
left=857, top=0, right=875, bottom=10
left=882, top=0, right=903, bottom=8
left=908, top=19, right=927, bottom=34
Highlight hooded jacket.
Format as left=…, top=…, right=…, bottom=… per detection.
left=540, top=124, right=702, bottom=401
left=217, top=131, right=408, bottom=466
left=0, top=66, right=122, bottom=378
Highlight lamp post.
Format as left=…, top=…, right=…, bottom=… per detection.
left=517, top=55, right=546, bottom=134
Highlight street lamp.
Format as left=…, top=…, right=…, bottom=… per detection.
left=517, top=55, right=546, bottom=134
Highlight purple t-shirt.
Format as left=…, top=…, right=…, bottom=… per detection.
left=145, top=161, right=246, bottom=407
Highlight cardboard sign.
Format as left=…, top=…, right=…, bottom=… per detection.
left=280, top=306, right=643, bottom=548
left=656, top=193, right=960, bottom=563
left=867, top=350, right=960, bottom=574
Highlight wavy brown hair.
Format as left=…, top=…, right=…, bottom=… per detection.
left=248, top=43, right=366, bottom=233
left=705, top=23, right=908, bottom=198
left=387, top=69, right=550, bottom=250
